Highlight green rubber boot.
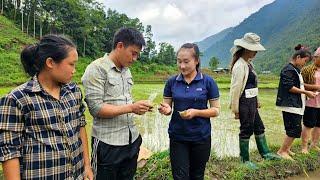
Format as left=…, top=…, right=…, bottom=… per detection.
left=239, top=138, right=258, bottom=170
left=255, top=134, right=281, bottom=160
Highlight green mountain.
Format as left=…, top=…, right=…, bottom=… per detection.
left=195, top=27, right=233, bottom=52
left=200, top=0, right=320, bottom=73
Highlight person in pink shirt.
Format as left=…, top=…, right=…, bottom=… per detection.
left=301, top=47, right=320, bottom=153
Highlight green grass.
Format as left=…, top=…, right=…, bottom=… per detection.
left=0, top=15, right=36, bottom=85
left=136, top=145, right=320, bottom=180
left=1, top=85, right=319, bottom=179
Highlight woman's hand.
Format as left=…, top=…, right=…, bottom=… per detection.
left=180, top=109, right=197, bottom=119
left=84, top=165, right=94, bottom=180
left=304, top=90, right=317, bottom=99
left=158, top=103, right=172, bottom=115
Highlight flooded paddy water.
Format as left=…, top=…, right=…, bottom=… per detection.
left=0, top=84, right=284, bottom=157
left=133, top=84, right=285, bottom=157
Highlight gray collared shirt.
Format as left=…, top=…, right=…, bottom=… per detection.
left=81, top=54, right=139, bottom=146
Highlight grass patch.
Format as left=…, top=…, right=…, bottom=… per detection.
left=136, top=144, right=320, bottom=180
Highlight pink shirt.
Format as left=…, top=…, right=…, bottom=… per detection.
left=306, top=69, right=320, bottom=108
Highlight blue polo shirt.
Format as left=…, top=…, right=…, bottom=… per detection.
left=163, top=72, right=220, bottom=141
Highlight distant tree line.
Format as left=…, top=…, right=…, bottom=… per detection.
left=0, top=0, right=176, bottom=65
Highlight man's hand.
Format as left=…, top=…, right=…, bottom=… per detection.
left=131, top=100, right=152, bottom=115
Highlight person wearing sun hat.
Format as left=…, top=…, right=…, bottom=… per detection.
left=229, top=32, right=281, bottom=169
left=300, top=47, right=320, bottom=154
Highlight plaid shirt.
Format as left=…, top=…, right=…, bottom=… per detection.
left=0, top=76, right=87, bottom=179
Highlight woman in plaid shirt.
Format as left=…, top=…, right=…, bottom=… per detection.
left=0, top=35, right=93, bottom=179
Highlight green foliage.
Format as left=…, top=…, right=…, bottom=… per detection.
left=136, top=151, right=172, bottom=179
left=136, top=145, right=320, bottom=180
left=0, top=15, right=36, bottom=85
left=103, top=9, right=144, bottom=53
left=0, top=1, right=179, bottom=85
left=154, top=42, right=176, bottom=65
left=209, top=56, right=220, bottom=71
left=0, top=0, right=174, bottom=61
left=139, top=25, right=156, bottom=63
left=0, top=14, right=177, bottom=86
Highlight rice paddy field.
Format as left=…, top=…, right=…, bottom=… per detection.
left=0, top=83, right=284, bottom=157
left=1, top=82, right=320, bottom=179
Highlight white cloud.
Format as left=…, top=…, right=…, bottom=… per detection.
left=163, top=3, right=183, bottom=21
left=97, top=0, right=275, bottom=49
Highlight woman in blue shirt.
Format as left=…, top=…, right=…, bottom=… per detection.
left=158, top=43, right=220, bottom=180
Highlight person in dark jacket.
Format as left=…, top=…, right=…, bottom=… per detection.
left=276, top=44, right=316, bottom=160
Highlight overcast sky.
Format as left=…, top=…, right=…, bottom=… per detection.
left=97, top=0, right=275, bottom=49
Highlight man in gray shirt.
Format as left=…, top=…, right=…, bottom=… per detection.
left=81, top=27, right=151, bottom=180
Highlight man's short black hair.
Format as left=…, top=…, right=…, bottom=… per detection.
left=113, top=27, right=146, bottom=49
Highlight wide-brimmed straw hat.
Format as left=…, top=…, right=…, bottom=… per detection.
left=230, top=32, right=266, bottom=56
left=314, top=47, right=320, bottom=57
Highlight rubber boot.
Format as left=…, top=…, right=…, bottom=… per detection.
left=255, top=134, right=281, bottom=160
left=239, top=138, right=258, bottom=170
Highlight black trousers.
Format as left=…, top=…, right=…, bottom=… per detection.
left=239, top=96, right=265, bottom=139
left=95, top=135, right=142, bottom=180
left=169, top=138, right=211, bottom=180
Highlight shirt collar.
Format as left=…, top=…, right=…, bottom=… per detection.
left=24, top=75, right=76, bottom=93
left=289, top=62, right=301, bottom=73
left=176, top=72, right=203, bottom=82
left=104, top=53, right=128, bottom=73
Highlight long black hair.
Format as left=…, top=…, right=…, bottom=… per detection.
left=21, top=34, right=76, bottom=76
left=230, top=47, right=245, bottom=71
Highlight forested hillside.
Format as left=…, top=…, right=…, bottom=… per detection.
left=0, top=0, right=180, bottom=85
left=0, top=15, right=35, bottom=85
left=195, top=27, right=233, bottom=52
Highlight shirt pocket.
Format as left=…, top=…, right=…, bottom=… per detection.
left=106, top=77, right=122, bottom=97
left=126, top=77, right=134, bottom=94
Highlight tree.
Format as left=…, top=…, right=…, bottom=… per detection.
left=209, top=56, right=219, bottom=71
left=140, top=25, right=156, bottom=63
left=154, top=42, right=176, bottom=65
left=103, top=9, right=144, bottom=53
left=1, top=0, right=4, bottom=15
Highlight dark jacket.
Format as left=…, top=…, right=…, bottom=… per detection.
left=276, top=63, right=302, bottom=108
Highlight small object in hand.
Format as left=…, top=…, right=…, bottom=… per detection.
left=148, top=103, right=156, bottom=112
left=178, top=110, right=187, bottom=116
